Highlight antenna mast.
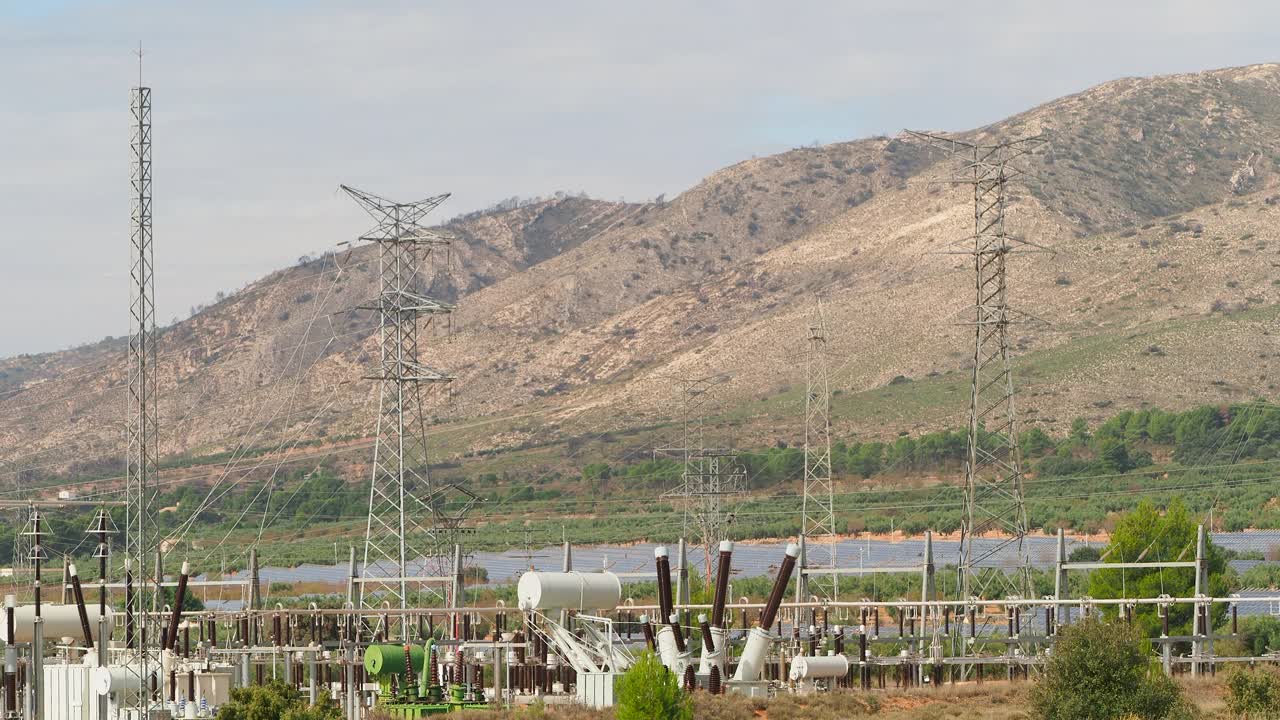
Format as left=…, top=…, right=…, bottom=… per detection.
left=126, top=43, right=158, bottom=714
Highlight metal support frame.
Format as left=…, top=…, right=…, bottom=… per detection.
left=342, top=185, right=476, bottom=639
left=799, top=301, right=836, bottom=602
left=660, top=374, right=745, bottom=576
left=904, top=130, right=1048, bottom=601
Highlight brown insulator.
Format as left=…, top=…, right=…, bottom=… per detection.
left=698, top=614, right=715, bottom=654
left=427, top=642, right=439, bottom=687
left=639, top=615, right=656, bottom=652
left=4, top=598, right=15, bottom=712
left=682, top=665, right=695, bottom=691
left=711, top=541, right=733, bottom=629
left=760, top=544, right=799, bottom=630
left=669, top=613, right=686, bottom=653
left=273, top=613, right=282, bottom=647
left=68, top=565, right=96, bottom=648
left=455, top=649, right=464, bottom=685
left=165, top=561, right=191, bottom=651
left=709, top=664, right=722, bottom=694
left=655, top=547, right=674, bottom=621
left=463, top=613, right=472, bottom=641
left=125, top=564, right=136, bottom=648
left=403, top=644, right=417, bottom=698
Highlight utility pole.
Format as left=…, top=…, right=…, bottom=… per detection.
left=126, top=46, right=158, bottom=716
left=904, top=130, right=1047, bottom=601
left=799, top=300, right=836, bottom=603
left=342, top=186, right=476, bottom=640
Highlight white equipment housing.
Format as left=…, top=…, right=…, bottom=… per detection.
left=789, top=654, right=850, bottom=681
left=517, top=571, right=621, bottom=611
left=4, top=605, right=115, bottom=643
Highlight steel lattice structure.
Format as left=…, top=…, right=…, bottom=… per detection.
left=126, top=78, right=159, bottom=708
left=660, top=374, right=745, bottom=575
left=342, top=186, right=475, bottom=639
left=799, top=301, right=836, bottom=601
left=905, top=130, right=1047, bottom=601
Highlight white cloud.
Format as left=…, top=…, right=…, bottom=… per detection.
left=1, top=0, right=1277, bottom=354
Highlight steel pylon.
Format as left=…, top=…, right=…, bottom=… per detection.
left=342, top=185, right=475, bottom=639
left=659, top=373, right=745, bottom=576
left=799, top=301, right=836, bottom=602
left=904, top=130, right=1048, bottom=601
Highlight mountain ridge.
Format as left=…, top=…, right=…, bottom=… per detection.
left=3, top=63, right=1279, bottom=485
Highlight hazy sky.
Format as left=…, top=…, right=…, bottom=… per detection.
left=2, top=1, right=1277, bottom=356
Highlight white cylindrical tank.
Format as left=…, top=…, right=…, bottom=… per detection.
left=516, top=571, right=621, bottom=611
left=92, top=665, right=144, bottom=696
left=2, top=605, right=114, bottom=644
left=789, top=655, right=850, bottom=681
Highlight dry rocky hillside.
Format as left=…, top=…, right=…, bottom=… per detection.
left=3, top=63, right=1279, bottom=484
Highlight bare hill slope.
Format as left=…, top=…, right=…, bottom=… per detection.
left=3, top=64, right=1279, bottom=484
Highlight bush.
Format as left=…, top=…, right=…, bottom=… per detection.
left=1029, top=617, right=1191, bottom=720
left=615, top=651, right=691, bottom=720
left=217, top=681, right=341, bottom=720
left=1227, top=666, right=1280, bottom=719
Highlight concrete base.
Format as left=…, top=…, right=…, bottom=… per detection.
left=725, top=680, right=770, bottom=698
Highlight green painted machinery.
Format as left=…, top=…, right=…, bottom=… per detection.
left=362, top=640, right=489, bottom=717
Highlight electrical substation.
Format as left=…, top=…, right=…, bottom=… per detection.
left=4, top=59, right=1280, bottom=720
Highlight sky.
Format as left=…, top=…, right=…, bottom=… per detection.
left=1, top=0, right=1278, bottom=356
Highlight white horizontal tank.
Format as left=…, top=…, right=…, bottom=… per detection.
left=2, top=604, right=114, bottom=643
left=789, top=654, right=850, bottom=681
left=517, top=571, right=621, bottom=611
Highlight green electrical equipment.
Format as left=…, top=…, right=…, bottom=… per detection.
left=363, top=641, right=489, bottom=717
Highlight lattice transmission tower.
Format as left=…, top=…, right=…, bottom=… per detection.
left=798, top=301, right=836, bottom=602
left=660, top=373, right=745, bottom=575
left=126, top=62, right=160, bottom=709
left=905, top=130, right=1047, bottom=600
left=342, top=186, right=476, bottom=639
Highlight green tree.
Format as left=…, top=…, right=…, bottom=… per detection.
left=1069, top=417, right=1092, bottom=445
left=1239, top=617, right=1280, bottom=656
left=1029, top=617, right=1190, bottom=720
left=1020, top=427, right=1054, bottom=457
left=1087, top=498, right=1229, bottom=638
left=615, top=651, right=691, bottom=720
